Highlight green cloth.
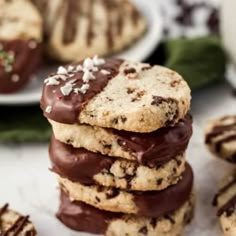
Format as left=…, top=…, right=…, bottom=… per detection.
left=165, top=36, right=227, bottom=90
left=0, top=36, right=227, bottom=142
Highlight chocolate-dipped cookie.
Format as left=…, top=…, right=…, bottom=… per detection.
left=0, top=0, right=42, bottom=93
left=0, top=204, right=37, bottom=235
left=31, top=0, right=146, bottom=62
left=41, top=57, right=191, bottom=132
left=205, top=115, right=236, bottom=163
left=57, top=191, right=194, bottom=236
left=58, top=163, right=193, bottom=217
left=50, top=135, right=186, bottom=191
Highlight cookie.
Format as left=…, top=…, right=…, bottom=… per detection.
left=205, top=115, right=236, bottom=163
left=213, top=172, right=236, bottom=236
left=0, top=203, right=37, bottom=235
left=31, top=0, right=146, bottom=62
left=41, top=57, right=191, bottom=132
left=57, top=190, right=194, bottom=236
left=0, top=0, right=42, bottom=93
left=49, top=114, right=192, bottom=166
left=58, top=163, right=193, bottom=217
left=50, top=135, right=186, bottom=191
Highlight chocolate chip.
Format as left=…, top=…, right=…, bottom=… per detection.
left=95, top=196, right=100, bottom=202
left=156, top=178, right=163, bottom=185
left=127, top=88, right=135, bottom=94
left=121, top=116, right=127, bottom=123
left=141, top=66, right=151, bottom=71
left=150, top=218, right=157, bottom=228
left=124, top=68, right=136, bottom=75
left=106, top=188, right=120, bottom=199
left=164, top=214, right=175, bottom=224
left=138, top=226, right=148, bottom=235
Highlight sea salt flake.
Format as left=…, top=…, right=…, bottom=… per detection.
left=101, top=69, right=110, bottom=75
left=45, top=76, right=60, bottom=85
left=92, top=67, right=98, bottom=72
left=68, top=66, right=74, bottom=72
left=74, top=84, right=90, bottom=94
left=11, top=74, right=20, bottom=82
left=57, top=66, right=67, bottom=75
left=28, top=40, right=37, bottom=49
left=83, top=58, right=94, bottom=70
left=82, top=69, right=95, bottom=82
left=93, top=55, right=105, bottom=66
left=60, top=83, right=73, bottom=96
left=45, top=106, right=52, bottom=113
left=76, top=65, right=83, bottom=71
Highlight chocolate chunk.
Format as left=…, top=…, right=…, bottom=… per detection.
left=138, top=226, right=148, bottom=234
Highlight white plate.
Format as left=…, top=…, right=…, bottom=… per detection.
left=0, top=0, right=163, bottom=106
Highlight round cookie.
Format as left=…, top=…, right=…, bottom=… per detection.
left=49, top=114, right=192, bottom=166
left=0, top=204, right=37, bottom=235
left=31, top=0, right=146, bottom=62
left=50, top=135, right=186, bottom=191
left=57, top=191, right=194, bottom=236
left=0, top=0, right=42, bottom=93
left=41, top=58, right=191, bottom=132
left=205, top=115, right=236, bottom=163
left=58, top=163, right=193, bottom=217
left=213, top=172, right=236, bottom=236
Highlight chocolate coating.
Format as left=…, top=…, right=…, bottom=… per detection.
left=49, top=135, right=114, bottom=184
left=0, top=39, right=41, bottom=94
left=133, top=163, right=193, bottom=217
left=41, top=58, right=123, bottom=124
left=57, top=191, right=120, bottom=234
left=115, top=115, right=192, bottom=167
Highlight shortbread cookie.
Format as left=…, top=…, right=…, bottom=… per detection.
left=49, top=115, right=192, bottom=167
left=50, top=135, right=186, bottom=191
left=0, top=203, right=37, bottom=235
left=58, top=163, right=193, bottom=217
left=57, top=191, right=194, bottom=236
left=0, top=0, right=42, bottom=93
left=31, top=0, right=146, bottom=62
left=41, top=58, right=191, bottom=132
left=213, top=172, right=236, bottom=236
left=205, top=115, right=236, bottom=163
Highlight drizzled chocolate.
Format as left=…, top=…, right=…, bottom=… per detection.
left=115, top=114, right=192, bottom=167
left=133, top=163, right=193, bottom=217
left=49, top=135, right=114, bottom=184
left=57, top=191, right=120, bottom=234
left=41, top=58, right=123, bottom=124
left=0, top=39, right=41, bottom=94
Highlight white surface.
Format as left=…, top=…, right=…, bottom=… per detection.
left=0, top=81, right=235, bottom=235
left=0, top=0, right=163, bottom=106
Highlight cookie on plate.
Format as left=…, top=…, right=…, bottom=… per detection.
left=0, top=203, right=37, bottom=235
left=50, top=135, right=186, bottom=191
left=213, top=171, right=236, bottom=236
left=57, top=190, right=194, bottom=236
left=205, top=115, right=236, bottom=163
left=58, top=163, right=193, bottom=217
left=41, top=57, right=191, bottom=132
left=31, top=0, right=146, bottom=62
left=0, top=0, right=42, bottom=93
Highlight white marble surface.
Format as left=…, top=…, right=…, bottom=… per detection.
left=0, top=81, right=236, bottom=236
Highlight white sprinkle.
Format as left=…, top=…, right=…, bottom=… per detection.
left=11, top=74, right=20, bottom=82
left=76, top=65, right=83, bottom=71
left=93, top=55, right=105, bottom=66
left=57, top=66, right=67, bottom=75
left=83, top=58, right=94, bottom=70
left=45, top=106, right=52, bottom=113
left=44, top=76, right=60, bottom=86
left=60, top=83, right=73, bottom=96
left=82, top=69, right=95, bottom=82
left=28, top=40, right=37, bottom=49
left=101, top=69, right=110, bottom=75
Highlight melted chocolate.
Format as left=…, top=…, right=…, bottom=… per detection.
left=49, top=135, right=114, bottom=184
left=57, top=191, right=120, bottom=234
left=114, top=115, right=192, bottom=167
left=41, top=58, right=123, bottom=124
left=0, top=39, right=41, bottom=94
left=133, top=163, right=193, bottom=217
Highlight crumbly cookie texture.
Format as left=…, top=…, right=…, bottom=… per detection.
left=0, top=204, right=37, bottom=235
left=31, top=0, right=146, bottom=62
left=205, top=115, right=236, bottom=163
left=93, top=155, right=185, bottom=191
left=0, top=0, right=42, bottom=41
left=213, top=172, right=236, bottom=236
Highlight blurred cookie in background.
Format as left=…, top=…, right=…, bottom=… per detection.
left=31, top=0, right=146, bottom=62
left=0, top=0, right=42, bottom=94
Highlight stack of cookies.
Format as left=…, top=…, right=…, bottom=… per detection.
left=41, top=56, right=194, bottom=236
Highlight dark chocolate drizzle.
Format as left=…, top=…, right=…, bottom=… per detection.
left=0, top=39, right=41, bottom=94
left=0, top=204, right=8, bottom=218
left=217, top=195, right=236, bottom=217
left=57, top=191, right=120, bottom=234
left=215, top=134, right=236, bottom=153
left=41, top=58, right=123, bottom=124
left=49, top=135, right=114, bottom=184
left=133, top=163, right=193, bottom=217
left=114, top=114, right=192, bottom=167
